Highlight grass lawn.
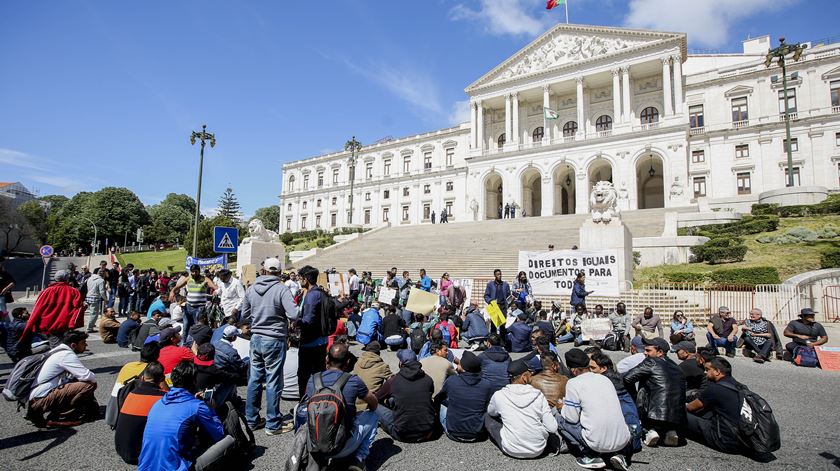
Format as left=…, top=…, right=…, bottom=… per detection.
left=117, top=248, right=188, bottom=273
left=634, top=215, right=840, bottom=284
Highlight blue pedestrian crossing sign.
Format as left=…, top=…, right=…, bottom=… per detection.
left=213, top=226, right=238, bottom=253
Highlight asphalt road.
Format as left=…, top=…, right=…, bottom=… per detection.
left=1, top=320, right=839, bottom=471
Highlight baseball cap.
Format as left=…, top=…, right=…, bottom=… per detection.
left=158, top=327, right=180, bottom=344
left=507, top=359, right=530, bottom=378
left=630, top=336, right=644, bottom=351
left=158, top=318, right=174, bottom=329
left=459, top=351, right=481, bottom=373
left=222, top=325, right=240, bottom=339
left=396, top=349, right=417, bottom=365
left=194, top=343, right=215, bottom=366
left=643, top=336, right=671, bottom=352
left=673, top=341, right=696, bottom=353
left=264, top=257, right=282, bottom=272
left=799, top=307, right=818, bottom=317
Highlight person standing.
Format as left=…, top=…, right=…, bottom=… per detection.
left=431, top=210, right=436, bottom=224
left=241, top=257, right=297, bottom=434
left=171, top=264, right=217, bottom=346
left=498, top=203, right=503, bottom=219
left=484, top=269, right=511, bottom=316
left=418, top=269, right=432, bottom=292
left=504, top=203, right=510, bottom=219
left=0, top=260, right=16, bottom=320
left=108, top=261, right=121, bottom=309
left=213, top=269, right=245, bottom=321
left=85, top=268, right=109, bottom=333
left=347, top=268, right=361, bottom=302
left=570, top=272, right=592, bottom=311
left=21, top=270, right=85, bottom=348
left=296, top=265, right=330, bottom=402
left=509, top=203, right=516, bottom=219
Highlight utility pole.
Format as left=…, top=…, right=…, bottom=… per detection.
left=344, top=136, right=362, bottom=225
left=190, top=125, right=216, bottom=257
left=765, top=37, right=807, bottom=187
left=81, top=216, right=97, bottom=268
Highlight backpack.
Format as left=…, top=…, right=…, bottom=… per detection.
left=793, top=346, right=818, bottom=367
left=436, top=322, right=452, bottom=346
left=220, top=401, right=256, bottom=459
left=2, top=350, right=55, bottom=409
left=306, top=372, right=351, bottom=455
left=409, top=326, right=426, bottom=353
left=719, top=381, right=781, bottom=455
left=109, top=374, right=140, bottom=429
left=601, top=332, right=620, bottom=351
left=315, top=287, right=338, bottom=338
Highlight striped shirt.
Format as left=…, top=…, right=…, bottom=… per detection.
left=186, top=276, right=210, bottom=307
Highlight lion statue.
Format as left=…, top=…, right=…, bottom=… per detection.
left=589, top=181, right=619, bottom=223
left=241, top=218, right=280, bottom=244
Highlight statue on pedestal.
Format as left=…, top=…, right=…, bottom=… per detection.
left=241, top=219, right=279, bottom=244
left=469, top=199, right=479, bottom=221
left=589, top=181, right=619, bottom=223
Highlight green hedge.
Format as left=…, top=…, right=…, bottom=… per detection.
left=753, top=194, right=840, bottom=218
left=684, top=215, right=779, bottom=238
left=751, top=203, right=779, bottom=216
left=821, top=248, right=840, bottom=269
left=691, top=237, right=747, bottom=264
left=663, top=266, right=780, bottom=285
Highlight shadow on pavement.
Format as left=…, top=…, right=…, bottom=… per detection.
left=246, top=445, right=268, bottom=470
left=819, top=451, right=840, bottom=469
left=0, top=428, right=77, bottom=461
left=367, top=438, right=403, bottom=471
left=91, top=365, right=123, bottom=375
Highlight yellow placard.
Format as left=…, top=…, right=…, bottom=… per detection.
left=405, top=287, right=438, bottom=315
left=486, top=300, right=506, bottom=328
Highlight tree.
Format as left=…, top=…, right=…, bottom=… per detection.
left=39, top=194, right=69, bottom=212
left=0, top=199, right=34, bottom=254
left=217, top=187, right=242, bottom=223
left=184, top=215, right=236, bottom=258
left=17, top=200, right=48, bottom=244
left=143, top=193, right=196, bottom=244
left=252, top=205, right=280, bottom=233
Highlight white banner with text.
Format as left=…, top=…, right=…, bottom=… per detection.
left=518, top=249, right=620, bottom=297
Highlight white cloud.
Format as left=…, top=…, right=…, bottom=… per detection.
left=342, top=58, right=444, bottom=117
left=624, top=0, right=799, bottom=49
left=0, top=148, right=49, bottom=172
left=448, top=100, right=471, bottom=126
left=25, top=174, right=87, bottom=193
left=450, top=0, right=553, bottom=38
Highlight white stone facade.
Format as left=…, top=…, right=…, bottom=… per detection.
left=279, top=24, right=840, bottom=233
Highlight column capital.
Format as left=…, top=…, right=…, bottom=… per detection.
left=661, top=56, right=672, bottom=66
left=575, top=76, right=585, bottom=85
left=620, top=66, right=630, bottom=74
left=611, top=68, right=621, bottom=76
left=512, top=91, right=519, bottom=99
left=670, top=53, right=682, bottom=63
left=542, top=84, right=551, bottom=93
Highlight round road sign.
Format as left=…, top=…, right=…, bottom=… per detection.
left=39, top=245, right=54, bottom=258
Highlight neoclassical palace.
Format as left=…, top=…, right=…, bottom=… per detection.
left=279, top=24, right=840, bottom=232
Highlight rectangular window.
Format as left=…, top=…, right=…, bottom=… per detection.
left=691, top=150, right=705, bottom=163
left=316, top=199, right=321, bottom=208
left=364, top=209, right=370, bottom=225
left=445, top=201, right=453, bottom=216
left=446, top=181, right=454, bottom=191
left=383, top=159, right=391, bottom=176
left=315, top=215, right=321, bottom=228
left=778, top=88, right=797, bottom=114
left=445, top=148, right=454, bottom=166
left=365, top=163, right=373, bottom=179
left=783, top=138, right=799, bottom=153
left=689, top=105, right=704, bottom=128
left=423, top=204, right=430, bottom=220
left=331, top=213, right=337, bottom=227
left=332, top=169, right=339, bottom=184
left=784, top=167, right=801, bottom=187
left=303, top=175, right=309, bottom=190
left=423, top=152, right=432, bottom=170
left=403, top=156, right=411, bottom=173
left=735, top=144, right=749, bottom=159
left=302, top=201, right=307, bottom=210
left=364, top=192, right=371, bottom=201
left=317, top=172, right=324, bottom=187
left=286, top=218, right=292, bottom=231
left=832, top=80, right=840, bottom=108
left=402, top=205, right=410, bottom=221
left=382, top=207, right=389, bottom=222
left=301, top=216, right=307, bottom=229
left=383, top=189, right=390, bottom=199
left=402, top=187, right=409, bottom=197
left=693, top=177, right=707, bottom=197
left=737, top=172, right=751, bottom=195
left=423, top=184, right=430, bottom=194
left=287, top=203, right=292, bottom=211
left=731, top=97, right=748, bottom=123
left=835, top=132, right=840, bottom=147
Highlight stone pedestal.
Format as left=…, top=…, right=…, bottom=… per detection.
left=237, top=241, right=285, bottom=276
left=579, top=217, right=634, bottom=289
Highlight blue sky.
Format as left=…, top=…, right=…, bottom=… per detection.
left=2, top=0, right=838, bottom=216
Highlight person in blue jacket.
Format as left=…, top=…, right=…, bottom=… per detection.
left=484, top=269, right=511, bottom=315
left=138, top=360, right=228, bottom=471
left=356, top=304, right=383, bottom=346
left=570, top=272, right=593, bottom=310
left=418, top=269, right=432, bottom=292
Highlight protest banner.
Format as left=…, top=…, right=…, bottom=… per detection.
left=815, top=346, right=840, bottom=372
left=518, top=249, right=620, bottom=297
left=239, top=264, right=257, bottom=287
left=581, top=317, right=613, bottom=341
left=327, top=273, right=347, bottom=297
left=185, top=255, right=226, bottom=273
left=316, top=272, right=328, bottom=289
left=485, top=300, right=506, bottom=328
left=378, top=287, right=397, bottom=306
left=405, top=287, right=438, bottom=315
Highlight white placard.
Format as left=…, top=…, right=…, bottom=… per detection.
left=378, top=287, right=397, bottom=305
left=581, top=317, right=613, bottom=341
left=327, top=273, right=346, bottom=297
left=518, top=249, right=620, bottom=297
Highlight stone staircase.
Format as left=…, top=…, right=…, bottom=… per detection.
left=292, top=207, right=698, bottom=281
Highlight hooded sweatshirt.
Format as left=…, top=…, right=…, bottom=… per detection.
left=85, top=273, right=108, bottom=303
left=435, top=371, right=494, bottom=441
left=352, top=351, right=393, bottom=409
left=375, top=361, right=435, bottom=442
left=479, top=346, right=511, bottom=393
left=240, top=275, right=298, bottom=340
left=487, top=383, right=558, bottom=458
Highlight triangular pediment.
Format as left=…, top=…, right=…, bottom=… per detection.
left=724, top=85, right=754, bottom=97
left=822, top=65, right=840, bottom=80
left=466, top=24, right=686, bottom=93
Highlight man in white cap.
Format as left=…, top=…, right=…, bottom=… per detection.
left=215, top=324, right=249, bottom=375
left=240, top=257, right=298, bottom=435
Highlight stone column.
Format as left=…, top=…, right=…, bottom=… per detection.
left=612, top=68, right=622, bottom=124
left=477, top=101, right=484, bottom=151
left=662, top=57, right=673, bottom=116
left=672, top=54, right=683, bottom=114
left=469, top=100, right=477, bottom=148
left=576, top=77, right=585, bottom=137
left=540, top=176, right=553, bottom=216
left=575, top=173, right=589, bottom=214
left=504, top=94, right=512, bottom=144
left=512, top=92, right=520, bottom=144
left=621, top=66, right=631, bottom=123
left=542, top=85, right=551, bottom=142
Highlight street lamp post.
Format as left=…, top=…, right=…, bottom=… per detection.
left=765, top=37, right=807, bottom=187
left=344, top=136, right=362, bottom=225
left=81, top=216, right=97, bottom=268
left=190, top=125, right=216, bottom=258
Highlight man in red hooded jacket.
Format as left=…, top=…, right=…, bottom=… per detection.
left=22, top=270, right=85, bottom=348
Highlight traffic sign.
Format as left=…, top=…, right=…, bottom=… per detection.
left=39, top=245, right=54, bottom=258
left=213, top=226, right=238, bottom=253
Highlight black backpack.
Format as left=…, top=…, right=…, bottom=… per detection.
left=2, top=350, right=55, bottom=410
left=601, top=332, right=620, bottom=351
left=306, top=372, right=350, bottom=455
left=719, top=381, right=781, bottom=455
left=409, top=326, right=426, bottom=353
left=315, top=287, right=338, bottom=338
left=221, top=401, right=256, bottom=459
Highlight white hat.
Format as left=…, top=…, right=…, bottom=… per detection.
left=159, top=318, right=174, bottom=328
left=264, top=257, right=282, bottom=272
left=222, top=325, right=241, bottom=339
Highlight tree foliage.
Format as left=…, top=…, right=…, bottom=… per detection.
left=143, top=193, right=197, bottom=244
left=217, top=187, right=241, bottom=223
left=184, top=215, right=236, bottom=258
left=17, top=200, right=48, bottom=244
left=0, top=199, right=34, bottom=254
left=252, top=205, right=280, bottom=233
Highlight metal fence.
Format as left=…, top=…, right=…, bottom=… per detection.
left=821, top=285, right=840, bottom=323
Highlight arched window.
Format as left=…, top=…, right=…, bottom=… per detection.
left=640, top=106, right=659, bottom=124
left=497, top=133, right=506, bottom=148
left=596, top=115, right=613, bottom=131
left=563, top=121, right=578, bottom=137
left=532, top=127, right=544, bottom=142
left=288, top=175, right=296, bottom=192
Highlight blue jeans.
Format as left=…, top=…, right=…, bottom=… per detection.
left=246, top=334, right=287, bottom=431
left=183, top=304, right=203, bottom=346
left=384, top=335, right=405, bottom=348
left=331, top=411, right=379, bottom=462
left=556, top=332, right=575, bottom=344
left=375, top=406, right=399, bottom=440
left=706, top=332, right=736, bottom=355
left=107, top=286, right=117, bottom=308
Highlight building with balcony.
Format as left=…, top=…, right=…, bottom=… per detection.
left=279, top=23, right=840, bottom=233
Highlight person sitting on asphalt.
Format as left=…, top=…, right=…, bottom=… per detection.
left=418, top=327, right=455, bottom=362
left=507, top=311, right=532, bottom=353
left=214, top=325, right=249, bottom=374
left=706, top=306, right=738, bottom=358
left=419, top=340, right=456, bottom=397
left=352, top=341, right=394, bottom=409
left=434, top=350, right=494, bottom=443
left=609, top=303, right=633, bottom=349
left=114, top=361, right=167, bottom=464
left=194, top=343, right=246, bottom=411
left=133, top=309, right=166, bottom=350
left=528, top=351, right=568, bottom=411
left=138, top=361, right=229, bottom=471
left=99, top=307, right=121, bottom=344
left=674, top=342, right=705, bottom=402
left=2, top=307, right=36, bottom=363
left=188, top=312, right=213, bottom=347
left=355, top=303, right=382, bottom=346
left=783, top=308, right=828, bottom=361
left=617, top=336, right=646, bottom=374
left=622, top=337, right=687, bottom=448
left=381, top=306, right=408, bottom=350
left=740, top=308, right=774, bottom=363
left=461, top=303, right=489, bottom=346
left=669, top=311, right=695, bottom=345
left=146, top=294, right=169, bottom=320
left=27, top=330, right=98, bottom=428
left=530, top=328, right=559, bottom=355
left=301, top=343, right=379, bottom=471
left=588, top=352, right=643, bottom=458
left=534, top=310, right=556, bottom=344
left=632, top=307, right=664, bottom=340
left=157, top=327, right=195, bottom=374
left=432, top=311, right=459, bottom=349
left=484, top=359, right=558, bottom=459
left=559, top=348, right=633, bottom=470
left=684, top=356, right=744, bottom=458
left=106, top=342, right=163, bottom=428
left=117, top=311, right=142, bottom=348
left=374, top=349, right=436, bottom=443
left=479, top=333, right=512, bottom=394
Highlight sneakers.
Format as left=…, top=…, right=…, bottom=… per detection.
left=742, top=348, right=755, bottom=358
left=248, top=417, right=266, bottom=431
left=346, top=458, right=367, bottom=471
left=609, top=455, right=630, bottom=471
left=736, top=337, right=745, bottom=348
left=265, top=422, right=294, bottom=435
left=754, top=356, right=766, bottom=364
left=46, top=420, right=82, bottom=428
left=644, top=429, right=660, bottom=447
left=664, top=430, right=679, bottom=447
left=725, top=352, right=736, bottom=358
left=575, top=456, right=606, bottom=469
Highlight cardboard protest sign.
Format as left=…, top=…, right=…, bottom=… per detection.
left=378, top=287, right=398, bottom=306
left=581, top=317, right=613, bottom=341
left=317, top=272, right=329, bottom=289
left=327, top=273, right=347, bottom=297
left=405, top=287, right=438, bottom=315
left=485, top=301, right=506, bottom=328
left=815, top=346, right=840, bottom=372
left=239, top=264, right=257, bottom=287
left=518, top=249, right=620, bottom=297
